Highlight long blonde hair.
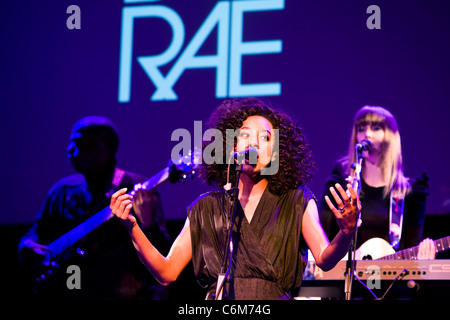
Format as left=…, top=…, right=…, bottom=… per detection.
left=347, top=106, right=411, bottom=199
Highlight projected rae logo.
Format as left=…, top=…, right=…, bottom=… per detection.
left=118, top=0, right=284, bottom=102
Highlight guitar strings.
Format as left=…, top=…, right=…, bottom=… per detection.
left=48, top=209, right=113, bottom=258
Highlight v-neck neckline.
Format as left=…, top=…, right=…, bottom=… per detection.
left=239, top=185, right=268, bottom=226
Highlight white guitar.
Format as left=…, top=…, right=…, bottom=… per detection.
left=354, top=236, right=450, bottom=260
left=303, top=236, right=450, bottom=281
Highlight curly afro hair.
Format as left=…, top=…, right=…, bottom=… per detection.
left=200, top=97, right=315, bottom=195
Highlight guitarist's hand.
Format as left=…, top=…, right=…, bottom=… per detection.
left=111, top=188, right=137, bottom=232
left=19, top=239, right=53, bottom=276
left=324, top=183, right=361, bottom=235
left=20, top=239, right=50, bottom=265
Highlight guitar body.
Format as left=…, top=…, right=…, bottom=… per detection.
left=28, top=247, right=86, bottom=295
left=350, top=234, right=449, bottom=260
left=354, top=238, right=395, bottom=260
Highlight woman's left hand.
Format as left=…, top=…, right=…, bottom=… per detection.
left=324, top=183, right=361, bottom=235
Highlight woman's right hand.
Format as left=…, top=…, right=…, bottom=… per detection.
left=110, top=188, right=137, bottom=231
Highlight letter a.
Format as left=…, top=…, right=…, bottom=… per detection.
left=171, top=128, right=193, bottom=165
left=366, top=265, right=381, bottom=290
left=366, top=5, right=381, bottom=30
left=67, top=5, right=81, bottom=30
left=66, top=265, right=81, bottom=289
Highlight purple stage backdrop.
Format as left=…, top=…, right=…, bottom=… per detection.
left=1, top=0, right=450, bottom=224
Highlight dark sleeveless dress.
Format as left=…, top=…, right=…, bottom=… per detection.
left=187, top=186, right=315, bottom=300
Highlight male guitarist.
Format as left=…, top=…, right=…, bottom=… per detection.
left=18, top=116, right=171, bottom=299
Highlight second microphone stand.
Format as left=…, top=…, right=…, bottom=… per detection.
left=344, top=147, right=364, bottom=300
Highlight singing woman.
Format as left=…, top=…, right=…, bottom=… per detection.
left=111, top=97, right=361, bottom=299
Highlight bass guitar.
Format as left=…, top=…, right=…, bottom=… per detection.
left=32, top=150, right=199, bottom=287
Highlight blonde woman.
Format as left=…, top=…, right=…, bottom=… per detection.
left=319, top=106, right=435, bottom=260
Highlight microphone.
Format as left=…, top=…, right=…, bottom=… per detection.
left=355, top=139, right=372, bottom=152
left=234, top=147, right=258, bottom=164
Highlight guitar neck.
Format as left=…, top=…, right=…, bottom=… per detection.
left=378, top=236, right=450, bottom=260
left=47, top=167, right=170, bottom=259
left=47, top=207, right=113, bottom=259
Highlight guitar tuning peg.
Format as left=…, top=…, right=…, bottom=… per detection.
left=76, top=248, right=86, bottom=257
left=37, top=274, right=47, bottom=282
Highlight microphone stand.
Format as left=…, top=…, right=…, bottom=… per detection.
left=216, top=160, right=243, bottom=300
left=344, top=147, right=364, bottom=300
